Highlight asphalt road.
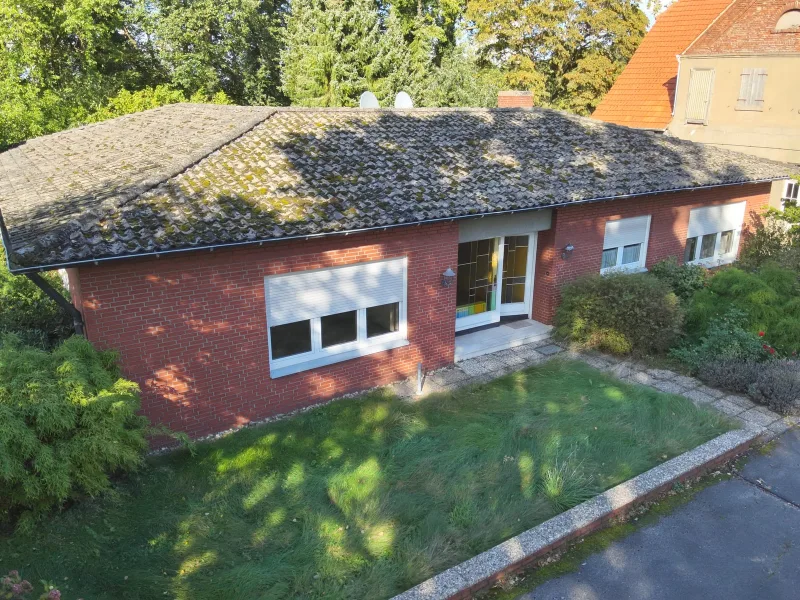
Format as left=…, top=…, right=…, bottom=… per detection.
left=519, top=429, right=800, bottom=600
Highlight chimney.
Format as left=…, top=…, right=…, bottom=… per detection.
left=497, top=91, right=533, bottom=108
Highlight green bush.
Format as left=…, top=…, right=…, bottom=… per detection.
left=684, top=265, right=800, bottom=355
left=697, top=359, right=760, bottom=394
left=748, top=360, right=800, bottom=415
left=671, top=309, right=769, bottom=373
left=0, top=247, right=73, bottom=348
left=0, top=335, right=148, bottom=529
left=555, top=273, right=683, bottom=356
left=649, top=257, right=708, bottom=301
left=739, top=208, right=800, bottom=273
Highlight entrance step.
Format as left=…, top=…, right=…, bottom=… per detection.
left=454, top=319, right=553, bottom=362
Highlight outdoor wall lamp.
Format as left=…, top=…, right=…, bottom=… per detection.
left=561, top=243, right=575, bottom=259
left=441, top=267, right=456, bottom=288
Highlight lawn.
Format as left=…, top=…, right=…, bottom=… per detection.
left=0, top=359, right=734, bottom=600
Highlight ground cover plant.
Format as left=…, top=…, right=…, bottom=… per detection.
left=0, top=359, right=733, bottom=600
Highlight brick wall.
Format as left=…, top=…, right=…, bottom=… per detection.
left=531, top=182, right=771, bottom=324
left=686, top=0, right=800, bottom=54
left=75, top=223, right=458, bottom=438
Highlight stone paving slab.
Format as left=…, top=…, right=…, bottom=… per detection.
left=536, top=344, right=564, bottom=356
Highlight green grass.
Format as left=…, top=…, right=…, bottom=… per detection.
left=0, top=359, right=734, bottom=600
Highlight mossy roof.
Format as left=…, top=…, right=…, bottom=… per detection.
left=0, top=104, right=793, bottom=269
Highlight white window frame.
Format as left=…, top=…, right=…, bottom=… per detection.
left=600, top=215, right=652, bottom=274
left=781, top=179, right=799, bottom=210
left=265, top=258, right=409, bottom=378
left=684, top=202, right=746, bottom=267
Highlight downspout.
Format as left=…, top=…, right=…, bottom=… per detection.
left=0, top=209, right=85, bottom=337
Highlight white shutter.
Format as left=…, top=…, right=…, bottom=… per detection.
left=265, top=258, right=406, bottom=326
left=604, top=216, right=650, bottom=249
left=738, top=68, right=766, bottom=110
left=687, top=202, right=747, bottom=238
left=686, top=69, right=714, bottom=124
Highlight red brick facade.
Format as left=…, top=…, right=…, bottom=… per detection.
left=71, top=184, right=770, bottom=438
left=530, top=182, right=771, bottom=323
left=497, top=91, right=534, bottom=108
left=75, top=223, right=458, bottom=438
left=686, top=0, right=800, bottom=54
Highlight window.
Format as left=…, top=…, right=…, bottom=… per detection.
left=367, top=303, right=400, bottom=338
left=685, top=202, right=746, bottom=265
left=270, top=320, right=312, bottom=359
left=601, top=216, right=651, bottom=273
left=265, top=258, right=408, bottom=378
left=782, top=179, right=799, bottom=210
left=685, top=68, right=715, bottom=124
left=776, top=9, right=800, bottom=31
left=736, top=68, right=767, bottom=111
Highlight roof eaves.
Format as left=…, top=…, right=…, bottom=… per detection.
left=5, top=175, right=786, bottom=275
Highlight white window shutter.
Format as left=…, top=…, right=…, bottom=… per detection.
left=687, top=202, right=747, bottom=238
left=265, top=258, right=406, bottom=326
left=686, top=69, right=714, bottom=124
left=737, top=68, right=754, bottom=109
left=752, top=68, right=767, bottom=109
left=604, top=216, right=650, bottom=249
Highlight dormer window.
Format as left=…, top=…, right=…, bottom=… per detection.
left=776, top=9, right=800, bottom=31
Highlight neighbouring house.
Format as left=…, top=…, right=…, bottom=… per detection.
left=594, top=0, right=800, bottom=208
left=0, top=103, right=792, bottom=438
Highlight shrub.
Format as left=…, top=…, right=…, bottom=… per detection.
left=649, top=257, right=707, bottom=301
left=0, top=570, right=61, bottom=600
left=671, top=309, right=769, bottom=373
left=697, top=359, right=760, bottom=394
left=555, top=273, right=683, bottom=356
left=739, top=209, right=800, bottom=273
left=0, top=247, right=72, bottom=348
left=748, top=360, right=800, bottom=415
left=0, top=335, right=148, bottom=528
left=684, top=265, right=800, bottom=355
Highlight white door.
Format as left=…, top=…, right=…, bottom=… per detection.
left=455, top=233, right=537, bottom=332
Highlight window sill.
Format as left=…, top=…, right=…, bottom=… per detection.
left=269, top=336, right=410, bottom=378
left=600, top=265, right=648, bottom=276
left=687, top=255, right=736, bottom=268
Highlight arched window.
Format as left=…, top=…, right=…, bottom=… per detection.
left=776, top=9, right=800, bottom=31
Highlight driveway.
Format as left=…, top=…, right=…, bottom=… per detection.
left=519, top=428, right=800, bottom=600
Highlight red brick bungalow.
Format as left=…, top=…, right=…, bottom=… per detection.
left=0, top=104, right=791, bottom=438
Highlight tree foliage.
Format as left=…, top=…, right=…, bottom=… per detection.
left=0, top=0, right=648, bottom=149
left=465, top=0, right=648, bottom=113
left=0, top=335, right=148, bottom=529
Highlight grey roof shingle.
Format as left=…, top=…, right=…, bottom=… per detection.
left=0, top=104, right=793, bottom=270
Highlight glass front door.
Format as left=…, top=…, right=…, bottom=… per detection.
left=456, top=237, right=499, bottom=325
left=455, top=233, right=537, bottom=331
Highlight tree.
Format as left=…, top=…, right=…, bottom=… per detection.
left=86, top=85, right=231, bottom=123
left=281, top=0, right=384, bottom=106
left=0, top=0, right=158, bottom=149
left=135, top=0, right=285, bottom=105
left=465, top=0, right=647, bottom=113
left=422, top=44, right=503, bottom=107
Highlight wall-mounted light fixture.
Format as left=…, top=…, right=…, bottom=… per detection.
left=441, top=267, right=456, bottom=288
left=561, top=243, right=575, bottom=260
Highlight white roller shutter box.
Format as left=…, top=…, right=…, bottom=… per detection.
left=266, top=258, right=406, bottom=326
left=604, top=216, right=650, bottom=249
left=687, top=202, right=747, bottom=238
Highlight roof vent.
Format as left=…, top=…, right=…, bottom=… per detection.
left=394, top=91, right=414, bottom=109
left=359, top=91, right=380, bottom=108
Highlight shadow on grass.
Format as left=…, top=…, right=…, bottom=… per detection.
left=0, top=360, right=733, bottom=600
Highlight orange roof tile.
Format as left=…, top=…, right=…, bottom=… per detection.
left=592, top=0, right=734, bottom=129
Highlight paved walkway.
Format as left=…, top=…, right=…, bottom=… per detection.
left=517, top=428, right=800, bottom=600
left=388, top=339, right=797, bottom=438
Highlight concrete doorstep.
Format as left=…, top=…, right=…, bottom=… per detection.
left=391, top=428, right=763, bottom=600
